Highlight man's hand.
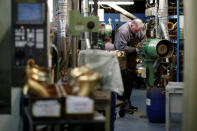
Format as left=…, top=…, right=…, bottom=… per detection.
left=136, top=42, right=143, bottom=52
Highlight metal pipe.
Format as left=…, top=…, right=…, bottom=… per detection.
left=159, top=0, right=168, bottom=9
left=158, top=0, right=169, bottom=40
left=57, top=0, right=69, bottom=69
left=155, top=0, right=160, bottom=39
left=71, top=0, right=79, bottom=67
left=83, top=0, right=91, bottom=49
left=159, top=21, right=169, bottom=40
left=107, top=3, right=137, bottom=20
left=57, top=0, right=68, bottom=45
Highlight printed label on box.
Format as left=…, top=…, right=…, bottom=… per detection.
left=66, top=96, right=94, bottom=114
left=32, top=100, right=61, bottom=117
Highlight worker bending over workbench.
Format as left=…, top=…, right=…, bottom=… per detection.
left=114, top=18, right=146, bottom=114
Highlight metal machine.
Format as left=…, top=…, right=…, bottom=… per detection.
left=12, top=0, right=50, bottom=86
left=138, top=39, right=174, bottom=123
left=142, top=39, right=174, bottom=87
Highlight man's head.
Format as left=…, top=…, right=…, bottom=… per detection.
left=129, top=19, right=146, bottom=42
left=103, top=36, right=112, bottom=44
left=129, top=19, right=145, bottom=33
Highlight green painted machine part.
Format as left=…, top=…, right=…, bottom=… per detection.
left=69, top=11, right=100, bottom=36
left=142, top=39, right=174, bottom=87
left=144, top=59, right=155, bottom=87
left=143, top=39, right=174, bottom=59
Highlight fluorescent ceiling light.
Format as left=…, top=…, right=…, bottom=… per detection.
left=89, top=1, right=134, bottom=5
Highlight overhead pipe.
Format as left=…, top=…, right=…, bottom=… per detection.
left=107, top=3, right=137, bottom=20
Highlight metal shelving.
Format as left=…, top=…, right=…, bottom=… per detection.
left=177, top=0, right=181, bottom=82
left=168, top=0, right=183, bottom=81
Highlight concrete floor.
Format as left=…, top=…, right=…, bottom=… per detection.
left=114, top=88, right=181, bottom=131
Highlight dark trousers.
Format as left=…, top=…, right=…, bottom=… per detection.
left=118, top=69, right=136, bottom=103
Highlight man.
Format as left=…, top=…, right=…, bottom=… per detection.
left=103, top=36, right=114, bottom=50
left=114, top=19, right=146, bottom=114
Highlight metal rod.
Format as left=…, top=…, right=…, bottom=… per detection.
left=176, top=0, right=180, bottom=82
left=73, top=37, right=78, bottom=67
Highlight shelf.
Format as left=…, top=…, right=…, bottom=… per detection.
left=170, top=40, right=184, bottom=45
left=24, top=107, right=105, bottom=125
left=168, top=14, right=184, bottom=19
left=168, top=15, right=177, bottom=19
left=170, top=40, right=176, bottom=43
left=180, top=41, right=184, bottom=45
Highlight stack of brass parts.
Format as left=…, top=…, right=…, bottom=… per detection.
left=24, top=64, right=101, bottom=98
left=24, top=64, right=74, bottom=98
left=23, top=64, right=51, bottom=98
left=70, top=66, right=101, bottom=97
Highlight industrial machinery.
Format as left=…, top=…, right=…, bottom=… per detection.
left=138, top=38, right=174, bottom=123
left=141, top=0, right=176, bottom=122
left=142, top=39, right=174, bottom=87
left=69, top=11, right=100, bottom=36
left=12, top=0, right=50, bottom=86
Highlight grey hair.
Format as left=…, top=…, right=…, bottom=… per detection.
left=131, top=19, right=145, bottom=30
left=130, top=19, right=146, bottom=41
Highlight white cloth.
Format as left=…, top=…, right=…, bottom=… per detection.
left=78, top=49, right=124, bottom=95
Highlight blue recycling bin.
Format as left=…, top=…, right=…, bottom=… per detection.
left=146, top=87, right=165, bottom=123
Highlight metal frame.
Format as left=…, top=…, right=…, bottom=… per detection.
left=176, top=0, right=180, bottom=82
left=166, top=84, right=183, bottom=131
left=23, top=107, right=105, bottom=131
